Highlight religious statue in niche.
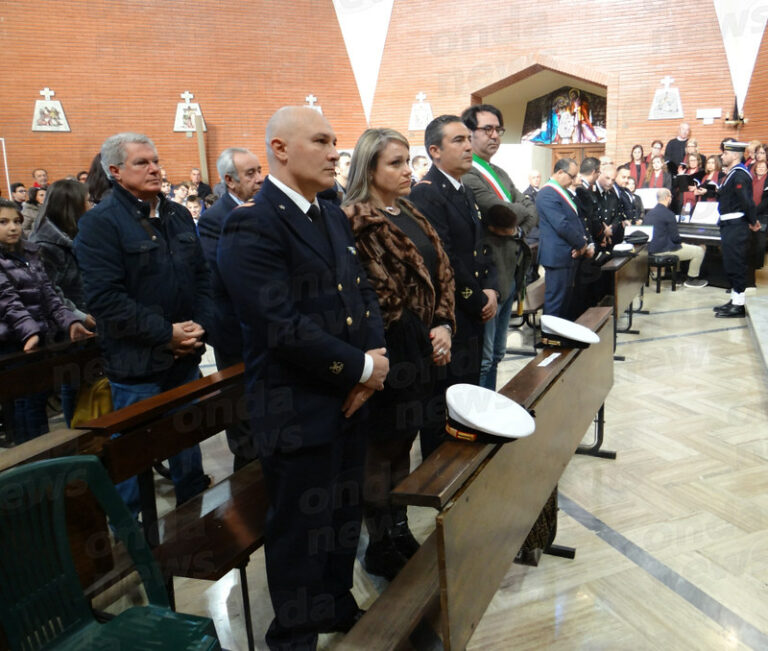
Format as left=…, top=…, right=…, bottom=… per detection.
left=173, top=91, right=207, bottom=132
left=31, top=88, right=70, bottom=132
left=521, top=86, right=606, bottom=144
left=408, top=92, right=434, bottom=131
left=648, top=76, right=683, bottom=120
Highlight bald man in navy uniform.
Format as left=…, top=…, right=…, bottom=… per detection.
left=218, top=107, right=387, bottom=649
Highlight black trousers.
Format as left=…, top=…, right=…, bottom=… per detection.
left=262, top=423, right=366, bottom=650
left=418, top=332, right=482, bottom=461
left=720, top=220, right=750, bottom=293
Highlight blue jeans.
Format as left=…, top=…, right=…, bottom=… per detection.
left=61, top=383, right=78, bottom=428
left=109, top=368, right=206, bottom=517
left=480, top=281, right=517, bottom=390
left=11, top=392, right=50, bottom=443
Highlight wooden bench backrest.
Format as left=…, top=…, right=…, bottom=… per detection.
left=0, top=337, right=101, bottom=399
left=81, top=363, right=245, bottom=434
left=100, top=382, right=244, bottom=484
left=437, top=307, right=614, bottom=650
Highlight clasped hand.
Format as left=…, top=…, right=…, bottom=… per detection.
left=343, top=347, right=389, bottom=418
left=170, top=320, right=205, bottom=358
left=430, top=326, right=451, bottom=365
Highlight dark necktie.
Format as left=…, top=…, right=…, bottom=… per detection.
left=307, top=204, right=323, bottom=232
left=307, top=204, right=329, bottom=243
left=457, top=185, right=476, bottom=221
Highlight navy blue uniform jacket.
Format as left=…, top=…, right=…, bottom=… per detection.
left=217, top=177, right=385, bottom=452
left=409, top=166, right=497, bottom=340
left=718, top=165, right=757, bottom=225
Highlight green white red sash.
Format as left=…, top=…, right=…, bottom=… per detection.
left=544, top=179, right=578, bottom=214
left=472, top=154, right=511, bottom=202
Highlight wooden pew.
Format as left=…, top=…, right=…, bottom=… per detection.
left=0, top=336, right=101, bottom=445
left=83, top=363, right=261, bottom=649
left=0, top=335, right=102, bottom=398
left=601, top=245, right=649, bottom=356
left=0, top=361, right=260, bottom=650
left=0, top=337, right=112, bottom=593
left=340, top=306, right=614, bottom=651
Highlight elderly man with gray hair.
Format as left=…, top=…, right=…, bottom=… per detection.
left=642, top=187, right=707, bottom=288
left=197, top=146, right=264, bottom=469
left=198, top=146, right=264, bottom=265
left=74, top=132, right=214, bottom=515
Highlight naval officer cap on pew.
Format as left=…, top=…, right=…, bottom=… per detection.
left=444, top=384, right=536, bottom=444
left=540, top=314, right=600, bottom=349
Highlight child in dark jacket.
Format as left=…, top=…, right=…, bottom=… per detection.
left=0, top=198, right=91, bottom=442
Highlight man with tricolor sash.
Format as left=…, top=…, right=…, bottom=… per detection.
left=461, top=104, right=537, bottom=389
left=536, top=158, right=592, bottom=318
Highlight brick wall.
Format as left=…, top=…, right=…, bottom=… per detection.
left=1, top=0, right=766, bottom=190
left=373, top=0, right=765, bottom=164
left=0, top=0, right=366, bottom=187
left=742, top=21, right=768, bottom=142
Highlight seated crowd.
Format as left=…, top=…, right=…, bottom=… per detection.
left=0, top=107, right=764, bottom=649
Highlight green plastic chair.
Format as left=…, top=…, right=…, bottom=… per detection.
left=0, top=455, right=221, bottom=650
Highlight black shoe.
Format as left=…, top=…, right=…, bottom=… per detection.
left=364, top=540, right=408, bottom=581
left=714, top=304, right=745, bottom=318
left=389, top=521, right=421, bottom=560
left=713, top=300, right=733, bottom=312
left=318, top=608, right=365, bottom=634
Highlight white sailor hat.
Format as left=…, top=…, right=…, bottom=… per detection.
left=445, top=384, right=535, bottom=444
left=720, top=140, right=748, bottom=153
left=540, top=314, right=600, bottom=349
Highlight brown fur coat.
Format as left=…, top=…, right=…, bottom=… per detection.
left=344, top=199, right=456, bottom=332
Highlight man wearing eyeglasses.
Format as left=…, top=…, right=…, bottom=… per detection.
left=11, top=183, right=27, bottom=211
left=536, top=158, right=591, bottom=318
left=460, top=104, right=537, bottom=389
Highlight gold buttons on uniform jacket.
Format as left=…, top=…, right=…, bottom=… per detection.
left=365, top=310, right=370, bottom=318
left=346, top=316, right=353, bottom=326
left=462, top=287, right=473, bottom=299
left=337, top=283, right=343, bottom=291
left=356, top=276, right=360, bottom=284
left=473, top=250, right=477, bottom=257
left=474, top=271, right=479, bottom=278
left=330, top=361, right=344, bottom=374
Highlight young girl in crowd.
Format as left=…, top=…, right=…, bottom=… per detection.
left=0, top=198, right=90, bottom=442
left=31, top=179, right=96, bottom=425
